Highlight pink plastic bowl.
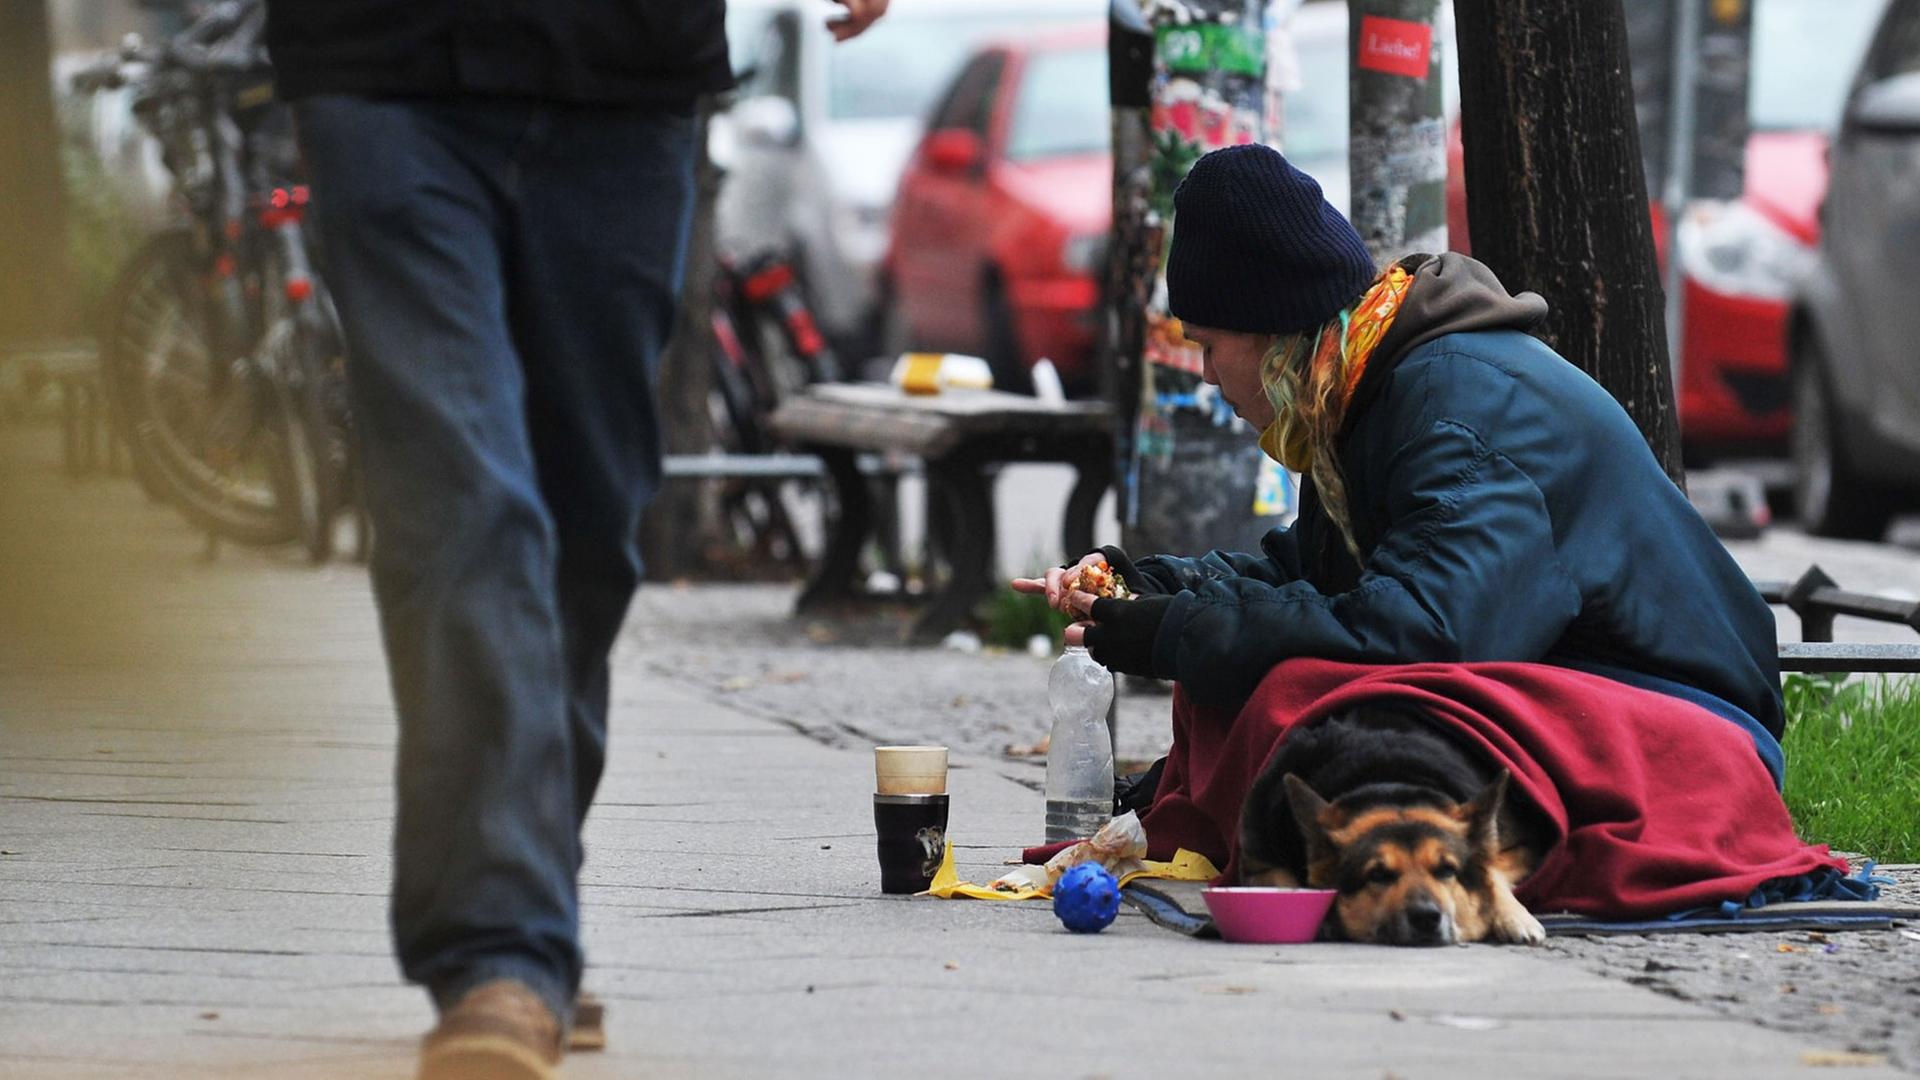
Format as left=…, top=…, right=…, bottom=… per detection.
left=1201, top=887, right=1337, bottom=944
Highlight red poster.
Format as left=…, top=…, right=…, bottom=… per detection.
left=1356, top=15, right=1432, bottom=79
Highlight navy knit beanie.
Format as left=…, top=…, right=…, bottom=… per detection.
left=1165, top=145, right=1378, bottom=336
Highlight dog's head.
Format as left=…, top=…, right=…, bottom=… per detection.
left=1283, top=771, right=1511, bottom=946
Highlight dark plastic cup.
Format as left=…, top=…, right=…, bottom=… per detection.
left=873, top=793, right=949, bottom=894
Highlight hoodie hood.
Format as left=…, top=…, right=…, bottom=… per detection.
left=1373, top=252, right=1549, bottom=365
left=1341, top=253, right=1549, bottom=432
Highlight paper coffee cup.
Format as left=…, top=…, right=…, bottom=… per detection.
left=874, top=745, right=948, bottom=795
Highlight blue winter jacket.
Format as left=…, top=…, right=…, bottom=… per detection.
left=1136, top=254, right=1785, bottom=739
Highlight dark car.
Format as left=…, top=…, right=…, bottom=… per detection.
left=1787, top=0, right=1920, bottom=538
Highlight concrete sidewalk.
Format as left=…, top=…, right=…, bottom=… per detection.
left=0, top=422, right=1902, bottom=1079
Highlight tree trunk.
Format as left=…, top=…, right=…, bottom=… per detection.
left=1454, top=0, right=1686, bottom=489
left=1347, top=0, right=1449, bottom=264
left=0, top=0, right=73, bottom=343
left=639, top=100, right=721, bottom=581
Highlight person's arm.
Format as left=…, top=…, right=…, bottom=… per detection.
left=1012, top=531, right=1301, bottom=619
left=1095, top=419, right=1583, bottom=704
left=1133, top=526, right=1304, bottom=593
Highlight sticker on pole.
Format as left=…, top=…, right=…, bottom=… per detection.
left=1356, top=15, right=1432, bottom=79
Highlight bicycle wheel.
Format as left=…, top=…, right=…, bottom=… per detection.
left=114, top=231, right=297, bottom=546
left=101, top=230, right=194, bottom=504
left=708, top=302, right=769, bottom=454
left=706, top=287, right=806, bottom=566
left=261, top=317, right=332, bottom=562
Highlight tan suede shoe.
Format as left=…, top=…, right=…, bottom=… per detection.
left=417, top=979, right=563, bottom=1080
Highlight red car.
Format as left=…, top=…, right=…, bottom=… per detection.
left=1670, top=133, right=1827, bottom=454
left=884, top=26, right=1109, bottom=394
left=1448, top=127, right=1828, bottom=461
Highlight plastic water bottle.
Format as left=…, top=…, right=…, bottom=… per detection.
left=1045, top=646, right=1116, bottom=843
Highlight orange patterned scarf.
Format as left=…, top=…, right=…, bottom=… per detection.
left=1257, top=264, right=1413, bottom=473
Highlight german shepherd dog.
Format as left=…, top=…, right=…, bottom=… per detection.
left=1236, top=704, right=1551, bottom=945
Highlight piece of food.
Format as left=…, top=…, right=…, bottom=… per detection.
left=1065, top=559, right=1131, bottom=601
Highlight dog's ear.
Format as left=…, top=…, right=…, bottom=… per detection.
left=1457, top=768, right=1511, bottom=855
left=1283, top=773, right=1342, bottom=855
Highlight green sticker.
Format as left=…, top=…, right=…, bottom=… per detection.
left=1155, top=23, right=1264, bottom=77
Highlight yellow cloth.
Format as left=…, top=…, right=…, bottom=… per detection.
left=922, top=843, right=1221, bottom=901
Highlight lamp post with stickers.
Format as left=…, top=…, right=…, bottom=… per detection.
left=1104, top=0, right=1297, bottom=561
left=1346, top=0, right=1448, bottom=264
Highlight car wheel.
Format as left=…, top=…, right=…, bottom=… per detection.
left=982, top=276, right=1032, bottom=395
left=1791, top=337, right=1890, bottom=540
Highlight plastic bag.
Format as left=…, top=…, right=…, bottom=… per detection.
left=989, top=811, right=1149, bottom=893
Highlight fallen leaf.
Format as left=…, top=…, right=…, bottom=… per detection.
left=199, top=1012, right=219, bottom=1021
left=718, top=676, right=753, bottom=692
left=1806, top=932, right=1831, bottom=944
left=943, top=960, right=959, bottom=971
left=1203, top=985, right=1258, bottom=996
left=1799, top=1050, right=1888, bottom=1068
left=1776, top=943, right=1802, bottom=953
left=1816, top=1003, right=1844, bottom=1015
left=1388, top=1009, right=1407, bottom=1021
left=767, top=671, right=810, bottom=684
left=1004, top=735, right=1051, bottom=758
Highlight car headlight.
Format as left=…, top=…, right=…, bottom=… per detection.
left=1062, top=233, right=1106, bottom=275
left=1676, top=200, right=1817, bottom=302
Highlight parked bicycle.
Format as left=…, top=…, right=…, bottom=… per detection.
left=704, top=246, right=848, bottom=567
left=75, top=0, right=354, bottom=562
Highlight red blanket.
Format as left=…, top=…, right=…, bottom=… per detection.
left=1073, top=659, right=1839, bottom=919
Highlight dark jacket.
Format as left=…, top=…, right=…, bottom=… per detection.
left=1137, top=253, right=1786, bottom=738
left=265, top=1, right=732, bottom=105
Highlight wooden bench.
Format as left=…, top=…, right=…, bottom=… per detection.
left=770, top=383, right=1112, bottom=643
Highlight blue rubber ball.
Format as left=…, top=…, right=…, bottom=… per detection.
left=1053, top=863, right=1121, bottom=933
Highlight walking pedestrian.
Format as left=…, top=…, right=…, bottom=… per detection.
left=265, top=3, right=889, bottom=1076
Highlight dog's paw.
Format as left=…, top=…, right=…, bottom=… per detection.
left=1490, top=905, right=1546, bottom=945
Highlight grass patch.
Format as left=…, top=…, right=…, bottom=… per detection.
left=981, top=584, right=1071, bottom=652
left=1782, top=674, right=1920, bottom=862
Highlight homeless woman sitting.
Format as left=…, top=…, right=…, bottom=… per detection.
left=1009, top=146, right=1853, bottom=936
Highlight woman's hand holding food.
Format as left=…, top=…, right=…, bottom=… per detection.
left=1011, top=547, right=1161, bottom=656
left=1010, top=550, right=1112, bottom=619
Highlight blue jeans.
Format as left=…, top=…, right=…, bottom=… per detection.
left=296, top=95, right=696, bottom=1023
